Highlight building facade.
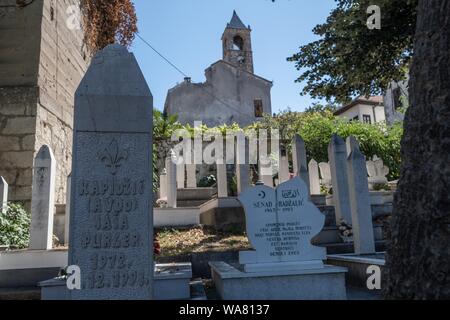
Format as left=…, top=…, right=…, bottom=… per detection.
left=164, top=11, right=273, bottom=127
left=0, top=0, right=89, bottom=208
left=334, top=96, right=386, bottom=124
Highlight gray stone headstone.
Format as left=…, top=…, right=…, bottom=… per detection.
left=236, top=133, right=250, bottom=194
left=0, top=176, right=8, bottom=212
left=259, top=157, right=273, bottom=187
left=64, top=174, right=71, bottom=246
left=328, top=134, right=352, bottom=224
left=69, top=44, right=154, bottom=300
left=366, top=155, right=389, bottom=189
left=318, top=162, right=332, bottom=189
left=308, top=159, right=321, bottom=195
left=217, top=163, right=228, bottom=198
left=176, top=163, right=185, bottom=189
left=30, top=145, right=56, bottom=250
left=347, top=147, right=376, bottom=254
left=346, top=136, right=360, bottom=157
left=292, top=135, right=310, bottom=191
left=186, top=164, right=197, bottom=188
left=166, top=151, right=177, bottom=208
left=238, top=177, right=326, bottom=272
left=279, top=155, right=290, bottom=184
left=159, top=169, right=167, bottom=200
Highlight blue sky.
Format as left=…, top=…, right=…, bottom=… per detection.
left=132, top=0, right=337, bottom=113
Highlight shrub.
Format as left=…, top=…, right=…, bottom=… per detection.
left=199, top=175, right=217, bottom=188
left=0, top=203, right=31, bottom=249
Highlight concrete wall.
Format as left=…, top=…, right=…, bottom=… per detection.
left=0, top=0, right=89, bottom=207
left=164, top=60, right=272, bottom=127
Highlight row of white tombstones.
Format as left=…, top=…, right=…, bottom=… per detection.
left=0, top=135, right=389, bottom=251
left=158, top=134, right=390, bottom=207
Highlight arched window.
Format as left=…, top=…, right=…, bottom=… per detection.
left=233, top=35, right=244, bottom=51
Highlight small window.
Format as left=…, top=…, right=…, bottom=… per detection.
left=363, top=114, right=372, bottom=124
left=350, top=116, right=359, bottom=122
left=254, top=100, right=263, bottom=118
left=233, top=35, right=244, bottom=51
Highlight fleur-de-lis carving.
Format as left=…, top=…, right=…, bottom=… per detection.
left=98, top=139, right=128, bottom=175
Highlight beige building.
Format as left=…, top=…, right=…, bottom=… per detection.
left=0, top=0, right=89, bottom=208
left=333, top=96, right=386, bottom=124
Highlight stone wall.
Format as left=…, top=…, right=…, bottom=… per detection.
left=0, top=87, right=38, bottom=208
left=34, top=0, right=89, bottom=205
left=0, top=0, right=89, bottom=207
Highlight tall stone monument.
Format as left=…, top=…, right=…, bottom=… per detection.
left=166, top=151, right=177, bottom=208
left=30, top=145, right=56, bottom=250
left=347, top=146, right=376, bottom=254
left=328, top=134, right=352, bottom=224
left=292, top=135, right=310, bottom=191
left=69, top=45, right=154, bottom=300
left=308, top=159, right=321, bottom=195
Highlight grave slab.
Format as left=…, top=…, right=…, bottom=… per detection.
left=210, top=261, right=347, bottom=300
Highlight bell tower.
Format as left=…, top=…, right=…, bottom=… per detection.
left=222, top=11, right=254, bottom=73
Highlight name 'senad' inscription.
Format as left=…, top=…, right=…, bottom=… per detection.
left=251, top=188, right=312, bottom=258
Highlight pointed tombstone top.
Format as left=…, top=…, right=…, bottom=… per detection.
left=309, top=159, right=318, bottom=166
left=348, top=144, right=366, bottom=162
left=329, top=133, right=346, bottom=153
left=331, top=133, right=345, bottom=146
left=227, top=10, right=248, bottom=29
left=35, top=145, right=55, bottom=164
left=75, top=44, right=153, bottom=133
left=293, top=134, right=306, bottom=146
left=346, top=136, right=361, bottom=157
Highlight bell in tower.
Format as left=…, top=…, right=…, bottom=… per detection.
left=222, top=11, right=254, bottom=74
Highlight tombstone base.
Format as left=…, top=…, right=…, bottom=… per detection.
left=242, top=260, right=324, bottom=273
left=39, top=263, right=194, bottom=300
left=209, top=261, right=347, bottom=300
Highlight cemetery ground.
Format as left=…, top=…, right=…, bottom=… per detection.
left=155, top=226, right=250, bottom=259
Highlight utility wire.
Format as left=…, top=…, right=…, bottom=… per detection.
left=136, top=33, right=188, bottom=78
left=136, top=32, right=256, bottom=121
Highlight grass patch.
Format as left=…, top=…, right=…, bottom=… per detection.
left=156, top=226, right=250, bottom=258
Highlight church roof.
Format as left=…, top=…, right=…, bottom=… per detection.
left=209, top=60, right=273, bottom=84
left=227, top=10, right=248, bottom=29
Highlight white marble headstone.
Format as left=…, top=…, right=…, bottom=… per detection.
left=30, top=145, right=56, bottom=251
left=238, top=177, right=326, bottom=272
left=0, top=176, right=8, bottom=213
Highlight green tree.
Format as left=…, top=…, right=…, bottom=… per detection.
left=288, top=0, right=417, bottom=103
left=305, top=103, right=339, bottom=114
left=0, top=203, right=31, bottom=249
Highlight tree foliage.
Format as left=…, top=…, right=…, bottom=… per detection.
left=154, top=108, right=403, bottom=181
left=288, top=0, right=417, bottom=103
left=252, top=110, right=403, bottom=180
left=0, top=203, right=31, bottom=249
left=80, top=0, right=138, bottom=53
